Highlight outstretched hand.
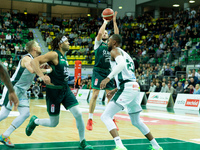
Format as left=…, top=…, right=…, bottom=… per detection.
left=113, top=11, right=118, bottom=22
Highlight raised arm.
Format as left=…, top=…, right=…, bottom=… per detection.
left=113, top=11, right=119, bottom=34
left=96, top=19, right=110, bottom=41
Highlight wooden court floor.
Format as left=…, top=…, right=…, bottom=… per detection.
left=0, top=98, right=200, bottom=149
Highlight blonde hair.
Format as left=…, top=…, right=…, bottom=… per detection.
left=25, top=40, right=37, bottom=52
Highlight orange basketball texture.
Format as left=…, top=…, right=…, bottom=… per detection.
left=102, top=8, right=114, bottom=20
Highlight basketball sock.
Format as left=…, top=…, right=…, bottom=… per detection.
left=3, top=125, right=15, bottom=138
left=150, top=139, right=160, bottom=149
left=4, top=107, right=30, bottom=137
left=69, top=105, right=85, bottom=142
left=0, top=106, right=10, bottom=121
left=89, top=113, right=93, bottom=119
left=114, top=136, right=124, bottom=148
left=34, top=116, right=59, bottom=127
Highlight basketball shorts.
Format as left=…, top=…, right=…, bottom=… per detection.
left=91, top=67, right=115, bottom=90
left=46, top=85, right=79, bottom=116
left=2, top=86, right=29, bottom=110
left=111, top=81, right=142, bottom=114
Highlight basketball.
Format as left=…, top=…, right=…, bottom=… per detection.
left=102, top=8, right=114, bottom=20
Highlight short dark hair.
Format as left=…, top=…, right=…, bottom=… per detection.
left=111, top=34, right=122, bottom=45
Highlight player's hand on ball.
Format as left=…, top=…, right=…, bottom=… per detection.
left=100, top=77, right=110, bottom=89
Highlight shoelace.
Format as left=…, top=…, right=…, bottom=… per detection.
left=88, top=119, right=96, bottom=125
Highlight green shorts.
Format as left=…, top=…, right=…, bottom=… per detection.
left=46, top=85, right=79, bottom=116
left=91, top=67, right=115, bottom=90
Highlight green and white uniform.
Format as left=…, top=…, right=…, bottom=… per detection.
left=91, top=38, right=115, bottom=90
left=46, top=50, right=78, bottom=116
left=2, top=53, right=35, bottom=110
left=111, top=47, right=142, bottom=114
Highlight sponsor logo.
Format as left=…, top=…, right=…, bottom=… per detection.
left=148, top=100, right=168, bottom=105
left=150, top=95, right=168, bottom=100
left=94, top=78, right=98, bottom=85
left=177, top=100, right=185, bottom=105
left=51, top=104, right=55, bottom=113
left=78, top=93, right=82, bottom=97
left=150, top=95, right=158, bottom=99
left=185, top=99, right=200, bottom=107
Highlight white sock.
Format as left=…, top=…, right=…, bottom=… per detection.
left=3, top=125, right=15, bottom=138
left=114, top=136, right=124, bottom=148
left=150, top=139, right=160, bottom=149
left=89, top=113, right=93, bottom=119
left=34, top=119, right=39, bottom=125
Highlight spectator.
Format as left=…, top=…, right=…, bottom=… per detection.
left=11, top=33, right=16, bottom=43
left=167, top=83, right=176, bottom=95
left=0, top=32, right=5, bottom=42
left=28, top=30, right=34, bottom=40
left=154, top=82, right=161, bottom=92
left=173, top=77, right=179, bottom=89
left=3, top=60, right=8, bottom=69
left=188, top=70, right=192, bottom=78
left=10, top=43, right=15, bottom=54
left=179, top=75, right=186, bottom=84
left=160, top=82, right=169, bottom=93
left=176, top=82, right=184, bottom=94
left=16, top=33, right=21, bottom=43
left=189, top=85, right=194, bottom=94
left=77, top=36, right=82, bottom=46
left=193, top=84, right=200, bottom=94
left=46, top=35, right=52, bottom=47
left=164, top=65, right=173, bottom=76
left=6, top=33, right=12, bottom=43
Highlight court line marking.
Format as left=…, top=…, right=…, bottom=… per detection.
left=8, top=141, right=193, bottom=150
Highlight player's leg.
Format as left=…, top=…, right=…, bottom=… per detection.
left=26, top=87, right=60, bottom=136
left=105, top=89, right=119, bottom=131
left=129, top=113, right=162, bottom=150
left=86, top=89, right=100, bottom=130
left=63, top=89, right=93, bottom=150
left=1, top=106, right=30, bottom=147
left=101, top=101, right=126, bottom=150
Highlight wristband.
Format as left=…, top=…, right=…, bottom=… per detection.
left=38, top=77, right=43, bottom=81
left=104, top=20, right=108, bottom=25
left=46, top=69, right=51, bottom=74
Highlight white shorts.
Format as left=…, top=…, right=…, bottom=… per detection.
left=2, top=86, right=29, bottom=110
left=111, top=81, right=142, bottom=114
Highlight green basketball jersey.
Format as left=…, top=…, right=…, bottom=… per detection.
left=48, top=50, right=69, bottom=87
left=94, top=38, right=111, bottom=70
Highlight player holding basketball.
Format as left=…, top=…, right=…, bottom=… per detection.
left=100, top=34, right=163, bottom=150
left=0, top=40, right=46, bottom=147
left=26, top=34, right=93, bottom=150
left=86, top=10, right=119, bottom=131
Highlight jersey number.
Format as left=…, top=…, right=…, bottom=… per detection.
left=126, top=59, right=134, bottom=72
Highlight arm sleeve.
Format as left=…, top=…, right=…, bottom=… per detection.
left=94, top=37, right=102, bottom=50
left=107, top=55, right=126, bottom=79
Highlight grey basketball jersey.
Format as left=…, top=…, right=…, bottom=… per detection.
left=11, top=53, right=35, bottom=91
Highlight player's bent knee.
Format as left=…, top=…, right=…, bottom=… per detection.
left=100, top=113, right=108, bottom=123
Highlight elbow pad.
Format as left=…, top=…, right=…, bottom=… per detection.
left=107, top=55, right=125, bottom=79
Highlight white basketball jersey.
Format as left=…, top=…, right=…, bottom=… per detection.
left=110, top=47, right=136, bottom=88
left=11, top=53, right=35, bottom=91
